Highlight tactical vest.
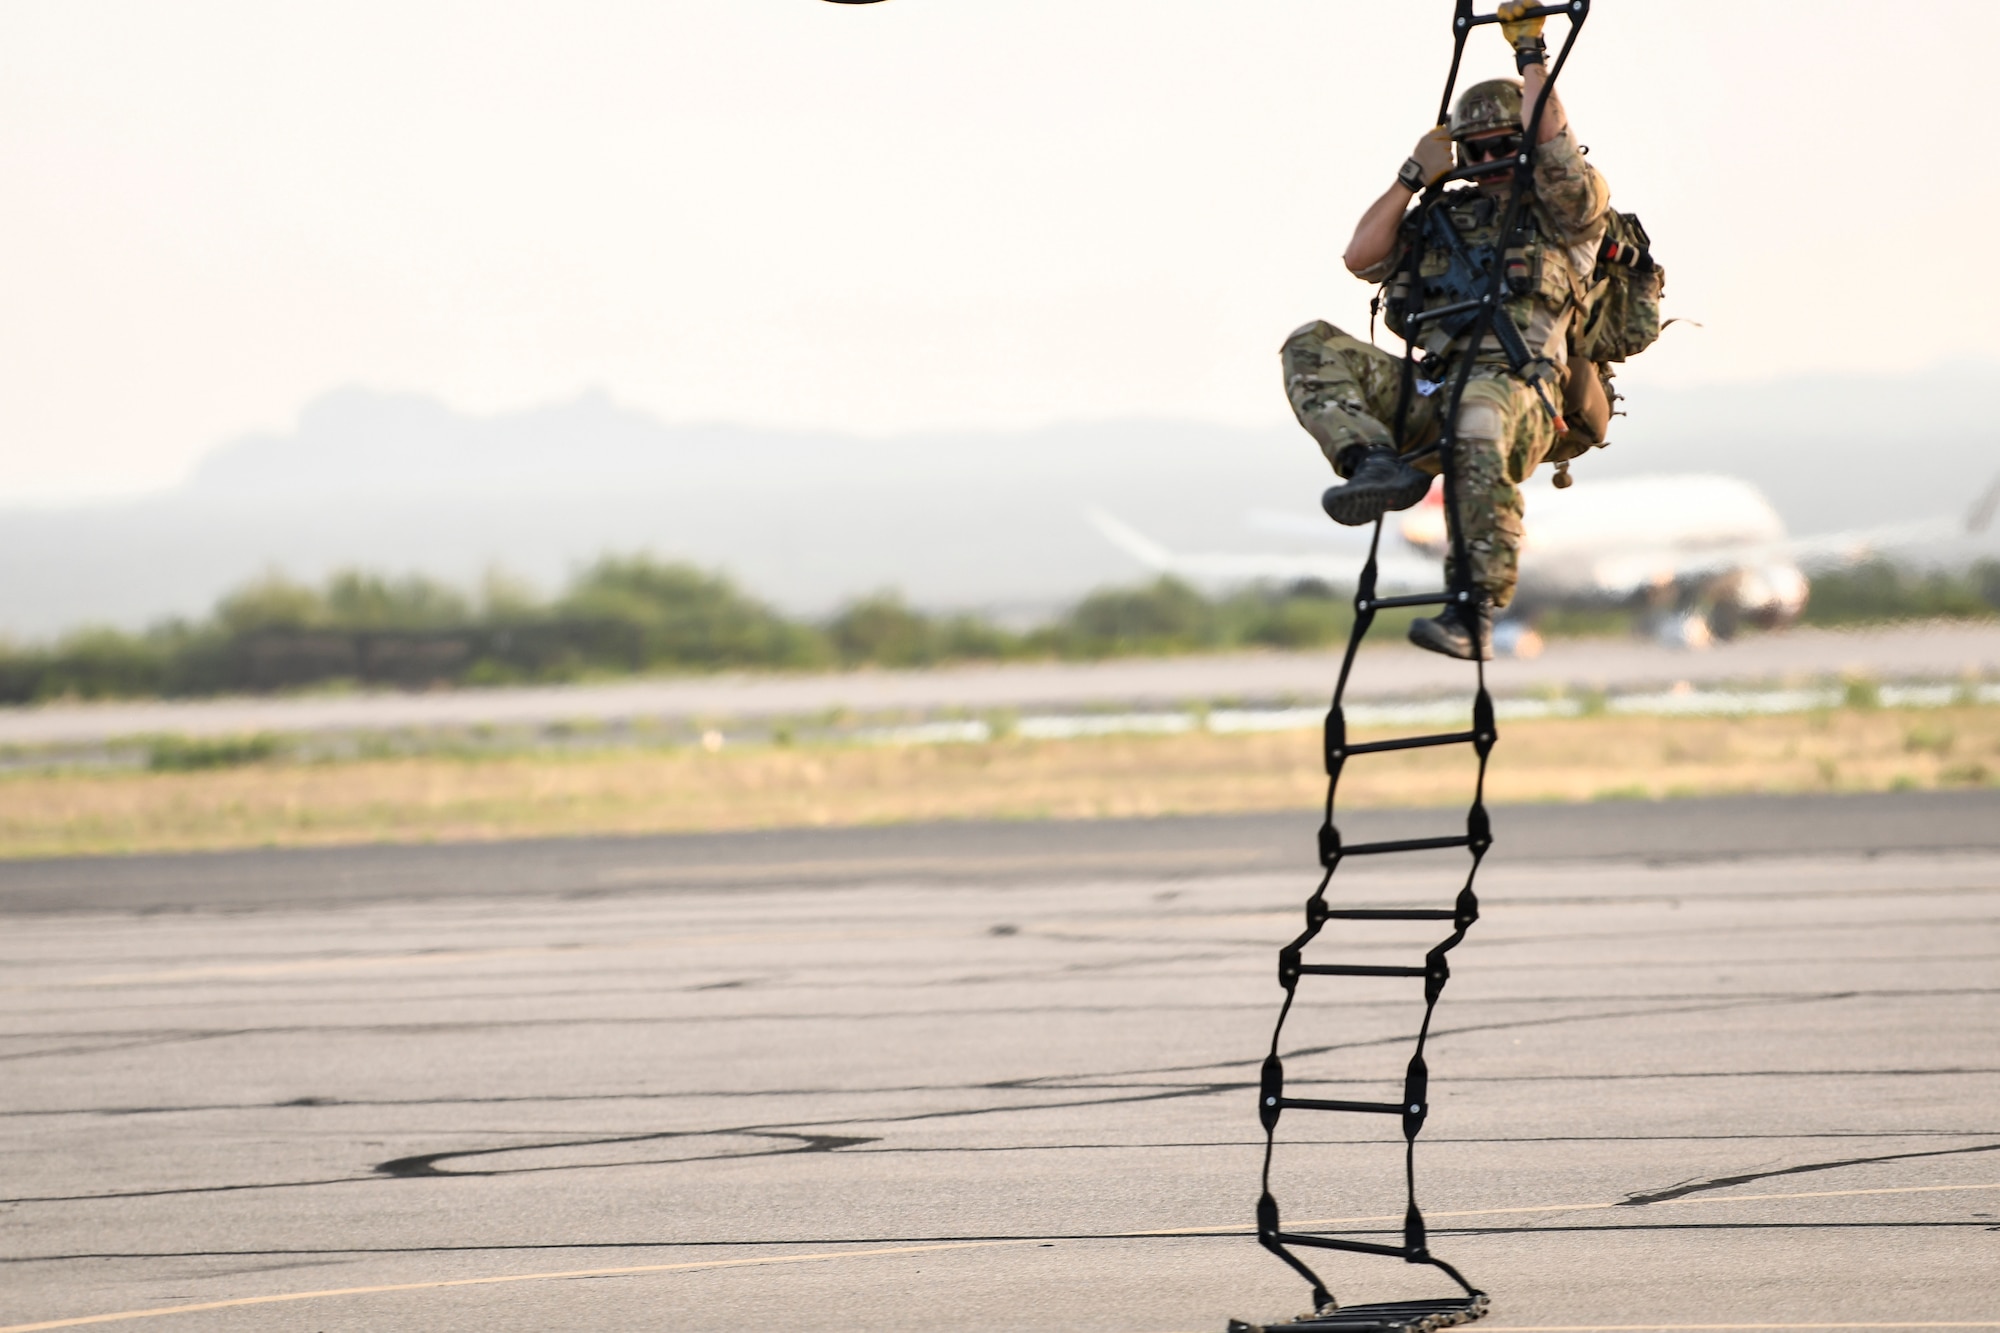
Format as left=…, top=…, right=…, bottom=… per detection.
left=1380, top=186, right=1586, bottom=368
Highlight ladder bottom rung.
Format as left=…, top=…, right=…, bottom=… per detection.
left=1323, top=909, right=1456, bottom=920
left=1231, top=1294, right=1490, bottom=1333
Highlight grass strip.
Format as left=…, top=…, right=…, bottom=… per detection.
left=1, top=705, right=1995, bottom=860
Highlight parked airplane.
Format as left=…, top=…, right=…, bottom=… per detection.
left=1089, top=472, right=2000, bottom=655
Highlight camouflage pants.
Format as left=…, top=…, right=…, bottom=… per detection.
left=1280, top=319, right=1557, bottom=609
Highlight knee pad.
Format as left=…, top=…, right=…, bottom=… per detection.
left=1454, top=399, right=1506, bottom=445
left=1282, top=319, right=1336, bottom=350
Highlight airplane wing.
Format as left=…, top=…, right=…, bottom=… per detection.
left=1783, top=517, right=1974, bottom=569
left=1763, top=469, right=1998, bottom=569
left=1092, top=470, right=1999, bottom=611
left=1086, top=508, right=1440, bottom=594
left=1530, top=470, right=2000, bottom=599
left=1705, top=476, right=1999, bottom=576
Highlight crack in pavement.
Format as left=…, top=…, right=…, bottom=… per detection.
left=7, top=992, right=1993, bottom=1209
left=9, top=980, right=1998, bottom=1119
left=994, top=990, right=1861, bottom=1087
left=19, top=1116, right=1998, bottom=1209
left=7, top=991, right=1992, bottom=1204
left=7, top=1056, right=1995, bottom=1123
left=11, top=986, right=1995, bottom=1061
left=375, top=1131, right=877, bottom=1179
left=0, top=1030, right=254, bottom=1063
left=1027, top=1067, right=2000, bottom=1092
left=11, top=1217, right=1997, bottom=1268
left=1619, top=1141, right=2000, bottom=1205
left=0, top=1082, right=1247, bottom=1205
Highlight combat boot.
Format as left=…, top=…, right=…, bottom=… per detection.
left=1320, top=445, right=1433, bottom=527
left=1408, top=600, right=1493, bottom=661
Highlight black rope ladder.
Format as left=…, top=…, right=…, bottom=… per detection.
left=1229, top=5, right=1590, bottom=1331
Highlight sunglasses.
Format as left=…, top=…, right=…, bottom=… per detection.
left=1459, top=133, right=1523, bottom=163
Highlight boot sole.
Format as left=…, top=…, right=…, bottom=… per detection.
left=1321, top=472, right=1433, bottom=527
left=1407, top=619, right=1493, bottom=661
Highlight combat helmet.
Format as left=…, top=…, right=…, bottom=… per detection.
left=1449, top=77, right=1523, bottom=140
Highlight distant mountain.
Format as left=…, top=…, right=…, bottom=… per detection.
left=186, top=365, right=2000, bottom=530
left=1, top=366, right=1994, bottom=639
left=185, top=388, right=785, bottom=497
left=0, top=396, right=1326, bottom=637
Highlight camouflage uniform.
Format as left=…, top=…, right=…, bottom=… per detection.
left=1284, top=125, right=1610, bottom=608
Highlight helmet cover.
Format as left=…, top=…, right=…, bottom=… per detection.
left=1449, top=77, right=1524, bottom=140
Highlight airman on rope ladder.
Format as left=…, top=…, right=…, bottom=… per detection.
left=1228, top=4, right=1610, bottom=1331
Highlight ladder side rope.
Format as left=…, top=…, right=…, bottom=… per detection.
left=1243, top=4, right=1590, bottom=1327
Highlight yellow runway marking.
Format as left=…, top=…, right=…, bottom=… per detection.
left=8, top=1180, right=1994, bottom=1329
left=0, top=1239, right=1042, bottom=1332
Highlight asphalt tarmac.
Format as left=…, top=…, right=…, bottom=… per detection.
left=5, top=792, right=1998, bottom=1331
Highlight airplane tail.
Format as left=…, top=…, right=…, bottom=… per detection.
left=1968, top=473, right=2000, bottom=536
left=1085, top=508, right=1175, bottom=571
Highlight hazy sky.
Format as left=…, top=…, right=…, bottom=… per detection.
left=0, top=0, right=1991, bottom=498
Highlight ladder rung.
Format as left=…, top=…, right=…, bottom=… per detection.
left=1297, top=963, right=1426, bottom=978
left=1359, top=591, right=1459, bottom=611
left=1342, top=834, right=1472, bottom=856
left=1437, top=155, right=1524, bottom=186
left=1341, top=729, right=1478, bottom=756
left=1323, top=908, right=1457, bottom=920
left=1279, top=1096, right=1408, bottom=1116
left=1463, top=1, right=1574, bottom=28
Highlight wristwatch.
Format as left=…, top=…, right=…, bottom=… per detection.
left=1514, top=36, right=1547, bottom=71
left=1397, top=156, right=1429, bottom=194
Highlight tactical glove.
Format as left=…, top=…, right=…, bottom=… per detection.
left=1499, top=1, right=1549, bottom=71
left=1496, top=1, right=1545, bottom=46
left=1401, top=125, right=1454, bottom=192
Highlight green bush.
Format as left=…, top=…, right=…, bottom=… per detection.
left=935, top=615, right=1021, bottom=661
left=1802, top=559, right=2000, bottom=626
left=0, top=628, right=175, bottom=703
left=147, top=733, right=281, bottom=771
left=558, top=555, right=828, bottom=671
left=216, top=575, right=324, bottom=633
left=324, top=572, right=470, bottom=630
left=7, top=549, right=1997, bottom=704
left=1222, top=583, right=1352, bottom=649
left=828, top=593, right=941, bottom=667
left=1050, top=577, right=1216, bottom=657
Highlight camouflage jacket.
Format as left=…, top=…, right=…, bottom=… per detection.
left=1361, top=126, right=1611, bottom=371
